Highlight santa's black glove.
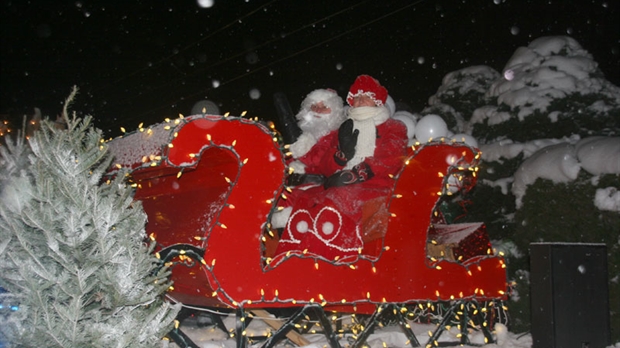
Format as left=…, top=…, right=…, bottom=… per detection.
left=334, top=119, right=358, bottom=166
left=286, top=173, right=326, bottom=186
left=324, top=162, right=374, bottom=188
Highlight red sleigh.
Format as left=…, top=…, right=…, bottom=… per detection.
left=107, top=114, right=508, bottom=347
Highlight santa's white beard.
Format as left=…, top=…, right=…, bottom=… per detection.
left=288, top=111, right=336, bottom=159
left=297, top=111, right=334, bottom=140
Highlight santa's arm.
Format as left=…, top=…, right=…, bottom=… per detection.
left=295, top=130, right=345, bottom=176
left=288, top=133, right=316, bottom=159
left=324, top=120, right=408, bottom=188
left=355, top=120, right=409, bottom=179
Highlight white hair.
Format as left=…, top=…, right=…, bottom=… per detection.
left=296, top=89, right=345, bottom=133
left=288, top=89, right=346, bottom=159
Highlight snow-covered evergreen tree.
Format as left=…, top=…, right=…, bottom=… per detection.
left=424, top=36, right=620, bottom=339
left=0, top=89, right=180, bottom=347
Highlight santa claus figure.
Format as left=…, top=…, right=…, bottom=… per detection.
left=271, top=89, right=346, bottom=229
left=287, top=88, right=346, bottom=174
left=273, top=75, right=409, bottom=264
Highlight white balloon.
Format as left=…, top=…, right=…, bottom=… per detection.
left=392, top=111, right=416, bottom=139
left=414, top=114, right=448, bottom=143
left=450, top=133, right=479, bottom=148
left=385, top=95, right=396, bottom=117
left=197, top=0, right=214, bottom=8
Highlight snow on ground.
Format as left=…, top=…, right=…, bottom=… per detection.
left=166, top=313, right=533, bottom=348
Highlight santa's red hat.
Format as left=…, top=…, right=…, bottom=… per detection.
left=346, top=75, right=388, bottom=107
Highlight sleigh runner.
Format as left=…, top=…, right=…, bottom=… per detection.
left=107, top=114, right=508, bottom=347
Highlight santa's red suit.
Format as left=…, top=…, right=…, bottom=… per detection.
left=275, top=116, right=408, bottom=263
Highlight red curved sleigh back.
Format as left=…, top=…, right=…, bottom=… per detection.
left=107, top=115, right=507, bottom=314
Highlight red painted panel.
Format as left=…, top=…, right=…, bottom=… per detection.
left=108, top=115, right=508, bottom=313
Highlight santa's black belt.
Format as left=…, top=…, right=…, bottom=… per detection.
left=286, top=173, right=326, bottom=186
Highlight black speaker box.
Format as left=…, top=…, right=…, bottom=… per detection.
left=530, top=243, right=611, bottom=348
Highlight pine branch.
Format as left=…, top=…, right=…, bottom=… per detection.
left=0, top=89, right=180, bottom=347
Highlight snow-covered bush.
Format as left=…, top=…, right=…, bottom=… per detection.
left=471, top=36, right=620, bottom=143
left=426, top=36, right=620, bottom=340
left=426, top=65, right=501, bottom=133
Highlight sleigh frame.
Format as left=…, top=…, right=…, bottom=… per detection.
left=107, top=114, right=508, bottom=347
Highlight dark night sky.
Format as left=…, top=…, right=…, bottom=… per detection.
left=1, top=0, right=619, bottom=137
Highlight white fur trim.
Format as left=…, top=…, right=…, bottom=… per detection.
left=347, top=90, right=384, bottom=106
left=289, top=133, right=317, bottom=158
left=303, top=89, right=338, bottom=106
left=271, top=206, right=292, bottom=229
left=288, top=160, right=306, bottom=174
